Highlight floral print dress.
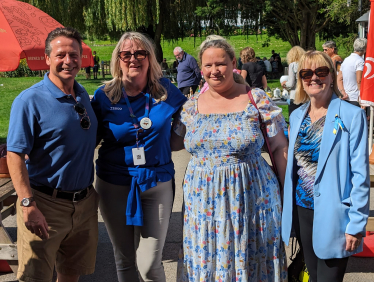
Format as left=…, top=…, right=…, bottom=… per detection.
left=175, top=89, right=288, bottom=282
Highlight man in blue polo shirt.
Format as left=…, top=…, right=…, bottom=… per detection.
left=173, top=46, right=201, bottom=96
left=7, top=27, right=98, bottom=282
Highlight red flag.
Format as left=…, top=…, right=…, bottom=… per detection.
left=360, top=1, right=374, bottom=106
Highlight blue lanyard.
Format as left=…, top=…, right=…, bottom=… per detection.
left=121, top=88, right=150, bottom=129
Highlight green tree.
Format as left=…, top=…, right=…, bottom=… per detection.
left=262, top=0, right=369, bottom=50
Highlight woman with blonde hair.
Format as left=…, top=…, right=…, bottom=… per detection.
left=240, top=46, right=267, bottom=90
left=174, top=39, right=288, bottom=281
left=282, top=46, right=306, bottom=116
left=91, top=31, right=186, bottom=281
left=282, top=51, right=369, bottom=281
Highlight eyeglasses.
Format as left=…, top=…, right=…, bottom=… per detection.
left=74, top=102, right=91, bottom=129
left=174, top=52, right=182, bottom=58
left=118, top=50, right=148, bottom=62
left=299, top=66, right=332, bottom=80
left=323, top=48, right=329, bottom=51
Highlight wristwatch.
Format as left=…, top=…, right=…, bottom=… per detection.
left=20, top=197, right=35, bottom=207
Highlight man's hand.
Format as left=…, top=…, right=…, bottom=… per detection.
left=345, top=233, right=363, bottom=251
left=22, top=203, right=49, bottom=240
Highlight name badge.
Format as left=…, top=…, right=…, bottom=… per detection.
left=132, top=147, right=146, bottom=165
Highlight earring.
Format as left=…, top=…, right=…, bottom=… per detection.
left=331, top=84, right=333, bottom=88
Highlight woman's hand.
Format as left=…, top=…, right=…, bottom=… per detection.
left=345, top=233, right=363, bottom=251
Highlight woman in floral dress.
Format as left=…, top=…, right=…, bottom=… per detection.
left=172, top=40, right=288, bottom=281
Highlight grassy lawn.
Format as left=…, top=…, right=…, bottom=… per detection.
left=89, top=34, right=328, bottom=66
left=0, top=75, right=287, bottom=143
left=0, top=34, right=301, bottom=143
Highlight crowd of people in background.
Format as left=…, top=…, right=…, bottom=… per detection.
left=6, top=26, right=371, bottom=282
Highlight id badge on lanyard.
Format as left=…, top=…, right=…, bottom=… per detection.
left=122, top=88, right=152, bottom=165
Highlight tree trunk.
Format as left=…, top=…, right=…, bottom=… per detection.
left=137, top=23, right=163, bottom=63
left=300, top=9, right=316, bottom=50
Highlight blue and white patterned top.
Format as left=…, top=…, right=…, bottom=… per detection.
left=294, top=114, right=325, bottom=209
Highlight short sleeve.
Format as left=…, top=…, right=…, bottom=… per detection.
left=356, top=59, right=364, bottom=72
left=251, top=88, right=287, bottom=137
left=172, top=97, right=196, bottom=137
left=91, top=86, right=105, bottom=138
left=7, top=96, right=36, bottom=154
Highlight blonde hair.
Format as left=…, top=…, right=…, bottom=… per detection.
left=240, top=47, right=256, bottom=63
left=199, top=40, right=247, bottom=85
left=294, top=51, right=342, bottom=104
left=286, top=46, right=305, bottom=64
left=103, top=32, right=167, bottom=104
left=199, top=34, right=225, bottom=50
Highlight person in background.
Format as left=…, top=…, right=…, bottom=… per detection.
left=276, top=56, right=284, bottom=76
left=174, top=39, right=288, bottom=282
left=91, top=31, right=186, bottom=282
left=240, top=46, right=267, bottom=90
left=338, top=38, right=367, bottom=106
left=271, top=57, right=278, bottom=78
left=271, top=49, right=279, bottom=60
left=85, top=66, right=91, bottom=79
left=323, top=41, right=343, bottom=69
left=282, top=51, right=369, bottom=282
left=263, top=57, right=272, bottom=76
left=256, top=56, right=267, bottom=76
left=173, top=46, right=202, bottom=96
left=7, top=27, right=99, bottom=282
left=161, top=58, right=168, bottom=70
left=281, top=46, right=306, bottom=116
left=93, top=50, right=100, bottom=79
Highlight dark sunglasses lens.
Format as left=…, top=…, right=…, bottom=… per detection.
left=74, top=103, right=86, bottom=115
left=135, top=50, right=147, bottom=60
left=81, top=116, right=91, bottom=129
left=119, top=52, right=131, bottom=61
left=315, top=67, right=330, bottom=77
left=300, top=70, right=313, bottom=79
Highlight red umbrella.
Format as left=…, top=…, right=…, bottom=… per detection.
left=0, top=0, right=94, bottom=72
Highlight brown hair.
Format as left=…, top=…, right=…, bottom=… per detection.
left=45, top=27, right=82, bottom=56
left=240, top=47, right=256, bottom=63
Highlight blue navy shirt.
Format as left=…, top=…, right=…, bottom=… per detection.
left=91, top=78, right=187, bottom=225
left=7, top=73, right=98, bottom=191
left=176, top=52, right=202, bottom=88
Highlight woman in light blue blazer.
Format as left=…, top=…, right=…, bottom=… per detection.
left=282, top=51, right=370, bottom=282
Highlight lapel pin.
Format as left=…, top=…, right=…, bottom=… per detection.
left=333, top=114, right=345, bottom=135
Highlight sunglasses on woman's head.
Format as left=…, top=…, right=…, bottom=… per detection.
left=118, top=50, right=148, bottom=62
left=299, top=66, right=332, bottom=80
left=74, top=102, right=91, bottom=129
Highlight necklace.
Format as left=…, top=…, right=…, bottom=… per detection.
left=310, top=106, right=328, bottom=122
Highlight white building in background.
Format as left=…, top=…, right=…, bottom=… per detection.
left=356, top=10, right=369, bottom=38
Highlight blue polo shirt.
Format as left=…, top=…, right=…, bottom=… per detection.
left=91, top=78, right=186, bottom=225
left=7, top=73, right=98, bottom=191
left=177, top=52, right=201, bottom=88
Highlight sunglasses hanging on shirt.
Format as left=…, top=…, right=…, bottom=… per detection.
left=74, top=102, right=91, bottom=129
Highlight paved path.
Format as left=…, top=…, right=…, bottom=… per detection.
left=1, top=150, right=374, bottom=281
